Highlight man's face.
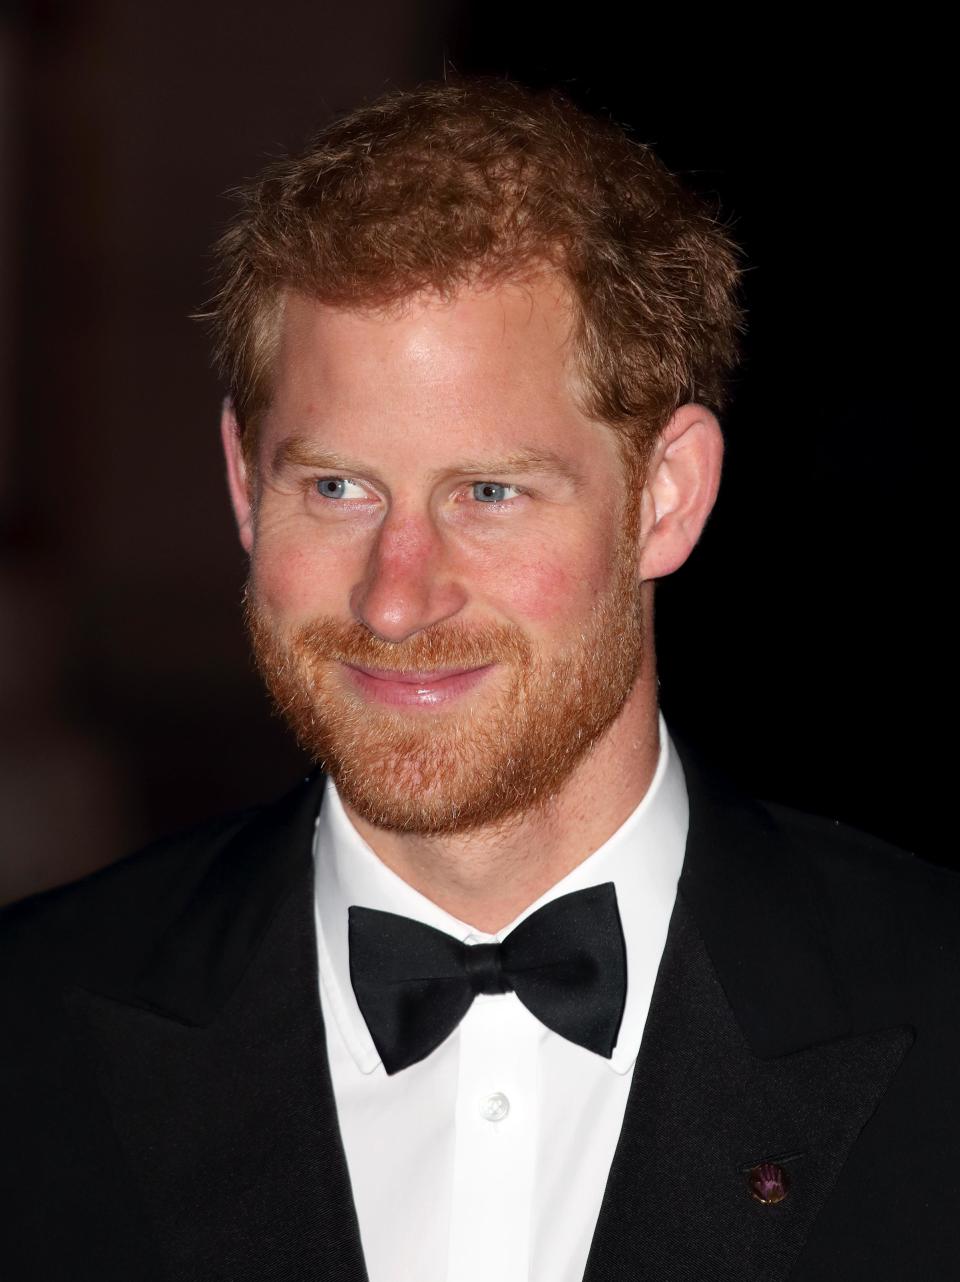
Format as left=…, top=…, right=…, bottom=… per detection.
left=238, top=275, right=647, bottom=834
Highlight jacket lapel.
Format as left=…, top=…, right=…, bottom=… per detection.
left=585, top=753, right=914, bottom=1281
left=584, top=894, right=911, bottom=1281
left=67, top=777, right=369, bottom=1282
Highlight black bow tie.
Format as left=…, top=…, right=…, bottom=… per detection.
left=348, top=882, right=627, bottom=1075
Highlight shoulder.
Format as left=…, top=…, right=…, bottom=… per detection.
left=681, top=742, right=958, bottom=926
left=0, top=789, right=293, bottom=996
left=760, top=798, right=959, bottom=918
left=679, top=745, right=959, bottom=1032
left=757, top=799, right=960, bottom=1015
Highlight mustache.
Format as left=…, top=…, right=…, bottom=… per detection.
left=245, top=597, right=531, bottom=671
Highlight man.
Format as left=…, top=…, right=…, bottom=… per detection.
left=2, top=80, right=957, bottom=1282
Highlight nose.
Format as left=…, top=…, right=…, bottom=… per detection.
left=350, top=509, right=468, bottom=643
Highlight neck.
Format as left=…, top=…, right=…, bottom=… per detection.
left=342, top=673, right=661, bottom=934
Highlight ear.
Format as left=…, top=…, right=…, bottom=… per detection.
left=637, top=403, right=724, bottom=581
left=221, top=399, right=255, bottom=554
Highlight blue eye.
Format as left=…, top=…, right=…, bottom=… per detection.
left=316, top=477, right=364, bottom=500
left=473, top=482, right=517, bottom=503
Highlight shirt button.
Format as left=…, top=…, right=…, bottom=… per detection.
left=479, top=1092, right=510, bottom=1122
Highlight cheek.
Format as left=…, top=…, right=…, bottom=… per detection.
left=248, top=489, right=380, bottom=624
left=500, top=558, right=575, bottom=623
left=250, top=536, right=354, bottom=625
left=481, top=538, right=615, bottom=627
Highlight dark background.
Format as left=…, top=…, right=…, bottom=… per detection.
left=0, top=2, right=944, bottom=903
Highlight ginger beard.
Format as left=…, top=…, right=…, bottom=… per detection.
left=245, top=508, right=646, bottom=836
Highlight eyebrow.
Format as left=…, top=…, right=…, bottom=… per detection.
left=271, top=436, right=584, bottom=487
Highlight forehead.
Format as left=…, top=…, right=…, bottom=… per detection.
left=261, top=275, right=618, bottom=470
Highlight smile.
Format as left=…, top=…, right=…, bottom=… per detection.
left=342, top=662, right=496, bottom=708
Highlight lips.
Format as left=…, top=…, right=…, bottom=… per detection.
left=349, top=664, right=481, bottom=683
left=342, top=661, right=495, bottom=707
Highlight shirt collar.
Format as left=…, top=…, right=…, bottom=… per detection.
left=313, top=714, right=689, bottom=1075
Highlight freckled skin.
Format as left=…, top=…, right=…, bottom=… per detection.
left=224, top=274, right=723, bottom=929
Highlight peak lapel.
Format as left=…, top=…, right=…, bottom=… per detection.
left=66, top=776, right=369, bottom=1282
left=585, top=751, right=915, bottom=1281
left=584, top=895, right=912, bottom=1282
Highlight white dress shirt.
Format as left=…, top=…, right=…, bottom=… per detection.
left=312, top=719, right=689, bottom=1282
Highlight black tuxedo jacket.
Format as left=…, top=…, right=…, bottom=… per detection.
left=2, top=754, right=958, bottom=1281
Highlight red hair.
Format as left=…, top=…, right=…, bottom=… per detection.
left=204, top=79, right=742, bottom=465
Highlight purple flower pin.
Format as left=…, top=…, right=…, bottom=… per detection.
left=748, top=1161, right=789, bottom=1204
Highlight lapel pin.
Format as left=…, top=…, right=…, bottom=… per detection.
left=747, top=1161, right=789, bottom=1205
